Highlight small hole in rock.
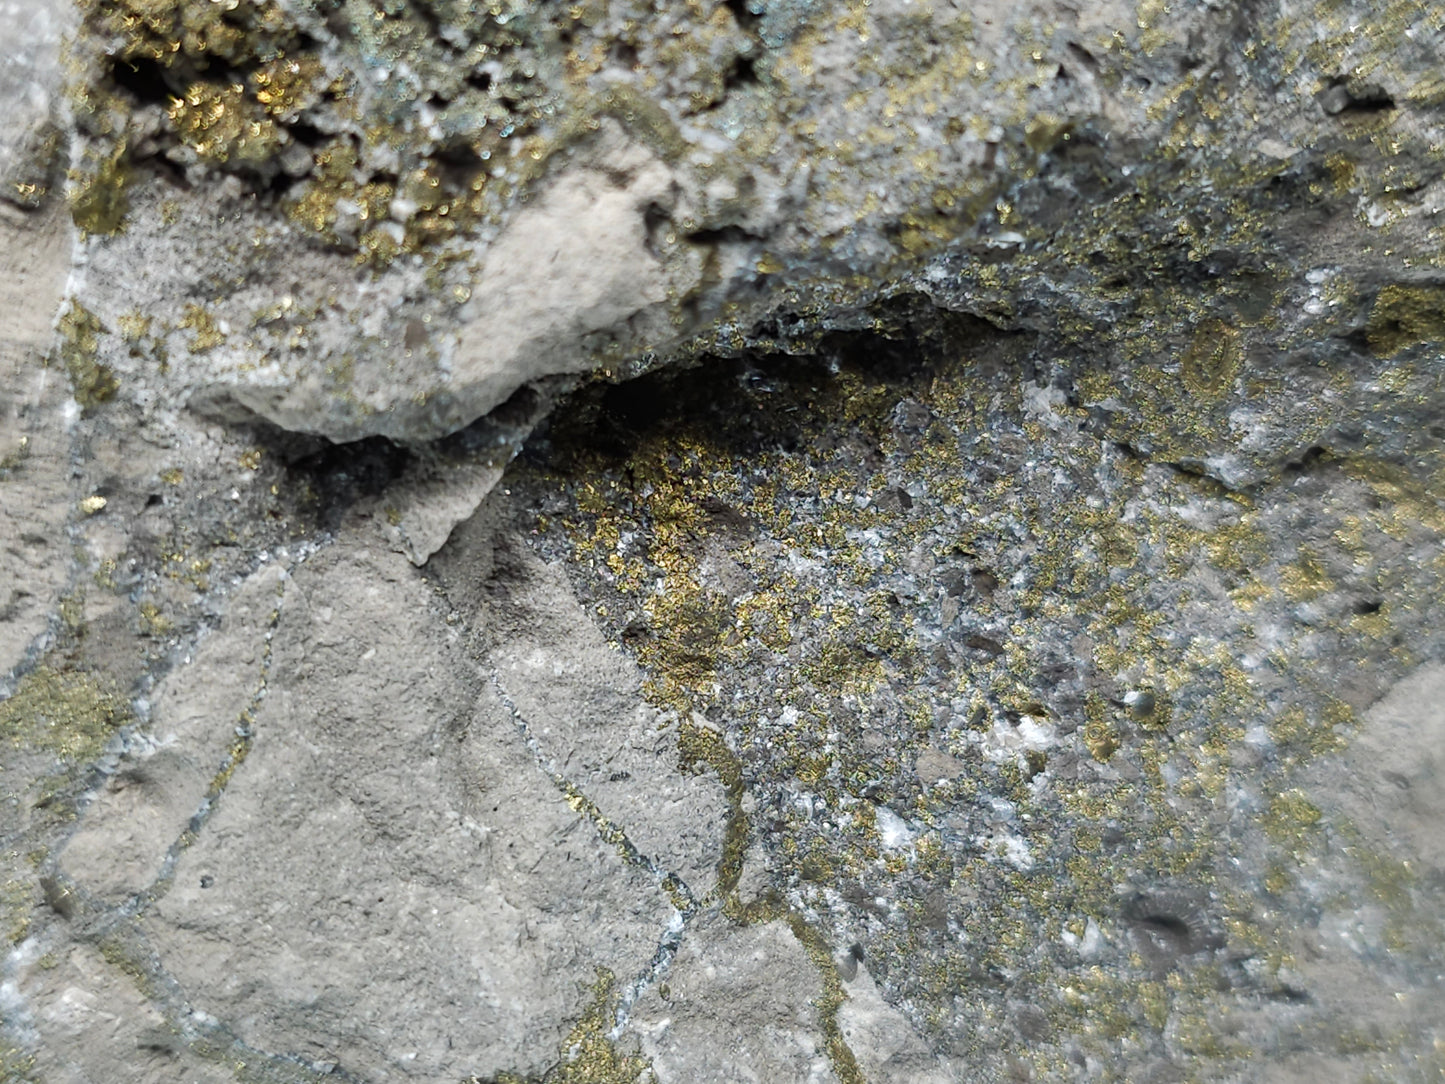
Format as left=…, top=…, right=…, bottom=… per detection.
left=1138, top=913, right=1191, bottom=939
left=724, top=54, right=757, bottom=91
left=722, top=0, right=761, bottom=27
left=610, top=42, right=639, bottom=69
left=288, top=121, right=326, bottom=148
left=110, top=56, right=175, bottom=106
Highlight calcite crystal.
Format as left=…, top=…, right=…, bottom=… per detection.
left=3, top=0, right=1444, bottom=1082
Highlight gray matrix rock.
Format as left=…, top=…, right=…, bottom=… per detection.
left=3, top=0, right=1444, bottom=1082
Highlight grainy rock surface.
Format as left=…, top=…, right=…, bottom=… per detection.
left=4, top=0, right=1445, bottom=1082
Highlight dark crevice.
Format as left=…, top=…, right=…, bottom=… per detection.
left=287, top=120, right=327, bottom=148
left=292, top=29, right=323, bottom=55
left=1066, top=42, right=1100, bottom=72
left=529, top=318, right=953, bottom=471
left=281, top=436, right=413, bottom=532
left=110, top=55, right=177, bottom=106
left=610, top=41, right=640, bottom=69
left=1320, top=78, right=1396, bottom=116
left=263, top=169, right=301, bottom=200
left=723, top=53, right=758, bottom=91
left=436, top=386, right=548, bottom=460
left=723, top=0, right=761, bottom=28
left=1337, top=325, right=1373, bottom=353
left=148, top=154, right=194, bottom=191
left=1347, top=93, right=1396, bottom=113
left=1266, top=984, right=1312, bottom=1003
left=434, top=139, right=481, bottom=168
left=643, top=201, right=673, bottom=258
left=433, top=140, right=484, bottom=193
left=262, top=386, right=545, bottom=534
left=1162, top=458, right=1215, bottom=482
left=685, top=224, right=768, bottom=246
left=1122, top=891, right=1226, bottom=965
left=1136, top=913, right=1192, bottom=940
left=407, top=0, right=445, bottom=40
left=1283, top=444, right=1329, bottom=476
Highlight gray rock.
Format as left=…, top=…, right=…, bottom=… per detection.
left=3, top=1, right=1445, bottom=1082
left=1309, top=662, right=1445, bottom=872
left=140, top=539, right=676, bottom=1082
left=837, top=965, right=955, bottom=1084
left=627, top=912, right=837, bottom=1084
left=0, top=204, right=77, bottom=677
left=37, top=0, right=1439, bottom=459
left=0, top=1, right=69, bottom=207
left=9, top=941, right=236, bottom=1084
left=433, top=513, right=731, bottom=902
left=57, top=564, right=285, bottom=903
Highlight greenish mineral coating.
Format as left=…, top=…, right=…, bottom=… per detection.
left=66, top=138, right=131, bottom=236
left=0, top=663, right=128, bottom=766
left=1, top=875, right=37, bottom=949
left=68, top=0, right=577, bottom=254
left=0, top=1043, right=38, bottom=1084
left=55, top=302, right=119, bottom=412
left=676, top=719, right=748, bottom=905
left=1366, top=283, right=1445, bottom=356
left=0, top=665, right=128, bottom=962
left=0, top=437, right=28, bottom=477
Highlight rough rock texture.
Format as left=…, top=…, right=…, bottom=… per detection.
left=26, top=0, right=1445, bottom=453
left=4, top=0, right=1445, bottom=1082
left=0, top=205, right=74, bottom=674
left=626, top=911, right=837, bottom=1084
left=509, top=333, right=1445, bottom=1081
left=135, top=542, right=677, bottom=1084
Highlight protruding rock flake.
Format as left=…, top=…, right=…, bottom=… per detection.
left=2, top=0, right=1444, bottom=1082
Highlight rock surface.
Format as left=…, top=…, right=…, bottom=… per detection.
left=3, top=0, right=1445, bottom=1082
left=23, top=0, right=1445, bottom=453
